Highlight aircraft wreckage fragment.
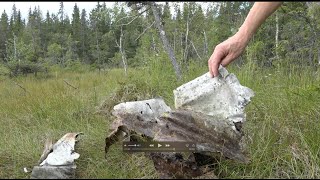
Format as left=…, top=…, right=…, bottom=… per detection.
left=30, top=132, right=83, bottom=179
left=105, top=66, right=254, bottom=179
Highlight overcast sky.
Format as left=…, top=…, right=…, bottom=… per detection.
left=0, top=2, right=212, bottom=21
left=0, top=2, right=115, bottom=20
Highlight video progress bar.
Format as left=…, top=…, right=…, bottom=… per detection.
left=123, top=141, right=197, bottom=152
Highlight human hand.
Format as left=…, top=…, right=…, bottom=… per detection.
left=207, top=2, right=282, bottom=78
left=208, top=32, right=250, bottom=77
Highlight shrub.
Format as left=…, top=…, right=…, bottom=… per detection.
left=6, top=61, right=48, bottom=77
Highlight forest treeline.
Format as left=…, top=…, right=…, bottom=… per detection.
left=0, top=2, right=319, bottom=77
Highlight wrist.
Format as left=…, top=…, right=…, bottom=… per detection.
left=235, top=26, right=252, bottom=46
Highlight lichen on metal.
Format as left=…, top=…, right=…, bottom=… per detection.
left=113, top=98, right=171, bottom=120
left=104, top=66, right=254, bottom=178
left=173, top=66, right=254, bottom=131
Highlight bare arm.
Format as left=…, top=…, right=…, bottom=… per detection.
left=208, top=2, right=283, bottom=77
left=238, top=2, right=283, bottom=45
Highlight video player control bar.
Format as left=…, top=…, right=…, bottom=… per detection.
left=123, top=141, right=197, bottom=152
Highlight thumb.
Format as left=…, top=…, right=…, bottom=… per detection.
left=208, top=49, right=225, bottom=78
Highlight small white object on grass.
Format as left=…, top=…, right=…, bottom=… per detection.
left=39, top=132, right=83, bottom=166
left=23, top=167, right=30, bottom=173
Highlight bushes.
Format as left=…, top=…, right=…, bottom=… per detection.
left=6, top=61, right=48, bottom=77
left=0, top=63, right=10, bottom=76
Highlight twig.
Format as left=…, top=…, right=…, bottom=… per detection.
left=135, top=21, right=155, bottom=41
left=63, top=79, right=78, bottom=90
left=117, top=15, right=140, bottom=27
left=188, top=39, right=202, bottom=60
left=116, top=7, right=150, bottom=26
left=12, top=80, right=29, bottom=94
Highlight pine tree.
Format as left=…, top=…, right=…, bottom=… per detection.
left=71, top=3, right=81, bottom=60
left=80, top=9, right=89, bottom=63
left=0, top=10, right=9, bottom=62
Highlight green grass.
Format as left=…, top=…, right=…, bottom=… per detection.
left=0, top=62, right=319, bottom=178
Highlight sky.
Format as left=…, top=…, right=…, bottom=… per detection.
left=0, top=2, right=212, bottom=20
left=0, top=2, right=115, bottom=20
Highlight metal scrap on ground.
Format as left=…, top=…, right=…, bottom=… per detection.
left=30, top=132, right=83, bottom=179
left=104, top=66, right=254, bottom=179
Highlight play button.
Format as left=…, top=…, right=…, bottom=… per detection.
left=158, top=143, right=162, bottom=148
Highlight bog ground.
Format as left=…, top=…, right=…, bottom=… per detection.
left=0, top=64, right=319, bottom=178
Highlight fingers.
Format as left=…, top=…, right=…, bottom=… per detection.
left=208, top=48, right=225, bottom=78
left=208, top=33, right=246, bottom=78
left=220, top=54, right=234, bottom=67
left=208, top=53, right=235, bottom=78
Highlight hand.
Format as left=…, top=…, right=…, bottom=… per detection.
left=208, top=32, right=249, bottom=77
left=208, top=2, right=282, bottom=78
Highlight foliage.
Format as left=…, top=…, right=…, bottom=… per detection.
left=1, top=2, right=319, bottom=77
left=6, top=60, right=48, bottom=77
left=47, top=43, right=63, bottom=64
left=1, top=2, right=320, bottom=179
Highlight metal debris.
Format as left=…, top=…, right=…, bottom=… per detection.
left=104, top=66, right=254, bottom=178
left=31, top=132, right=83, bottom=179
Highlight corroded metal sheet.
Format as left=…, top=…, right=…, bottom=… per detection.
left=104, top=67, right=254, bottom=178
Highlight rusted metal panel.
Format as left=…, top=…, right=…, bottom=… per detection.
left=104, top=67, right=254, bottom=178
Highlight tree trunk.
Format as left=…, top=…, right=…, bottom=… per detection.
left=95, top=28, right=100, bottom=65
left=275, top=12, right=279, bottom=60
left=308, top=46, right=312, bottom=67
left=203, top=30, right=208, bottom=56
left=183, top=3, right=190, bottom=63
left=119, top=26, right=127, bottom=76
left=189, top=40, right=201, bottom=60
left=149, top=2, right=182, bottom=81
left=13, top=33, right=17, bottom=62
left=180, top=32, right=183, bottom=56
left=151, top=34, right=156, bottom=52
left=173, top=28, right=176, bottom=52
left=81, top=26, right=85, bottom=61
left=318, top=48, right=320, bottom=66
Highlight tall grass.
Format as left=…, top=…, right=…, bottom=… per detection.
left=0, top=60, right=319, bottom=178
left=217, top=63, right=320, bottom=178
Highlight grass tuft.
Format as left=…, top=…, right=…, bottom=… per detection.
left=0, top=63, right=319, bottom=178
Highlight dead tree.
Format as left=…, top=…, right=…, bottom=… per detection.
left=203, top=30, right=208, bottom=56
left=183, top=3, right=190, bottom=63
left=149, top=2, right=182, bottom=81
left=115, top=26, right=128, bottom=76
left=127, top=2, right=182, bottom=81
